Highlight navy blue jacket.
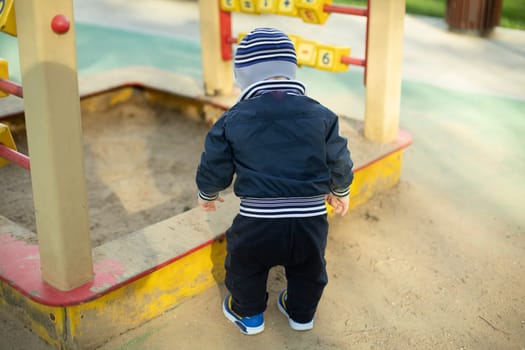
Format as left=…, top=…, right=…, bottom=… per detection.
left=196, top=80, right=353, bottom=217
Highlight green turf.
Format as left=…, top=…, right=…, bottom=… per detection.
left=500, top=0, right=525, bottom=29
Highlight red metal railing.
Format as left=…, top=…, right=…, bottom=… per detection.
left=341, top=56, right=366, bottom=67
left=0, top=144, right=30, bottom=170
left=323, top=4, right=368, bottom=17
left=0, top=78, right=23, bottom=98
left=220, top=10, right=234, bottom=60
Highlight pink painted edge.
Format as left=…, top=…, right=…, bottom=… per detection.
left=354, top=129, right=413, bottom=172
left=0, top=234, right=224, bottom=307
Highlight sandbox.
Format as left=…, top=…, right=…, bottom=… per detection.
left=0, top=68, right=411, bottom=349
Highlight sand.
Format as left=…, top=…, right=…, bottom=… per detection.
left=0, top=96, right=210, bottom=246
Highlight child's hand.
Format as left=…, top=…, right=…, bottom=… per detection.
left=198, top=196, right=225, bottom=212
left=326, top=194, right=349, bottom=217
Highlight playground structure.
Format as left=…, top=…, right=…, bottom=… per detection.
left=0, top=0, right=411, bottom=349
left=201, top=0, right=406, bottom=143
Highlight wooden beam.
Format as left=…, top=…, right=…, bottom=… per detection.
left=365, top=0, right=405, bottom=143
left=14, top=0, right=93, bottom=290
left=198, top=0, right=234, bottom=96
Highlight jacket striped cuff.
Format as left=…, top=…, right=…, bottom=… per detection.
left=331, top=187, right=350, bottom=197
left=199, top=191, right=219, bottom=201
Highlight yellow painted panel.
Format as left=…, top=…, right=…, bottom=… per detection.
left=220, top=0, right=241, bottom=12
left=0, top=122, right=17, bottom=168
left=0, top=58, right=8, bottom=98
left=257, top=0, right=278, bottom=13
left=315, top=45, right=350, bottom=72
left=0, top=123, right=15, bottom=149
left=239, top=0, right=258, bottom=14
left=296, top=40, right=317, bottom=67
left=296, top=0, right=331, bottom=24
left=277, top=0, right=298, bottom=16
left=297, top=8, right=329, bottom=24
left=0, top=0, right=17, bottom=36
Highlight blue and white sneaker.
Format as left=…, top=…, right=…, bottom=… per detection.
left=277, top=289, right=314, bottom=331
left=222, top=295, right=264, bottom=335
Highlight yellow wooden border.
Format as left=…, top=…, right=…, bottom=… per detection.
left=349, top=149, right=403, bottom=210
left=0, top=122, right=17, bottom=168
left=80, top=238, right=224, bottom=348
left=0, top=237, right=226, bottom=349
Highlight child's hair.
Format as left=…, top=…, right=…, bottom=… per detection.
left=234, top=27, right=297, bottom=90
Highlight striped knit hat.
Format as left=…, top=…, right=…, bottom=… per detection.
left=234, top=27, right=297, bottom=90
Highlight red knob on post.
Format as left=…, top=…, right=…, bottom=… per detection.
left=51, top=15, right=70, bottom=34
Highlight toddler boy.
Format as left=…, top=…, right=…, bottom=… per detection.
left=196, top=27, right=353, bottom=335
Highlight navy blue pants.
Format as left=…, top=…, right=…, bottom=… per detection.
left=224, top=214, right=329, bottom=323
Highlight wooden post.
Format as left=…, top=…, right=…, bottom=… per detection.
left=14, top=0, right=93, bottom=290
left=198, top=0, right=234, bottom=96
left=364, top=0, right=405, bottom=143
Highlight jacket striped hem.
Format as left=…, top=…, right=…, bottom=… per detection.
left=239, top=195, right=327, bottom=218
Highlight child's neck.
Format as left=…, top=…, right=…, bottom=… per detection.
left=267, top=76, right=289, bottom=81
